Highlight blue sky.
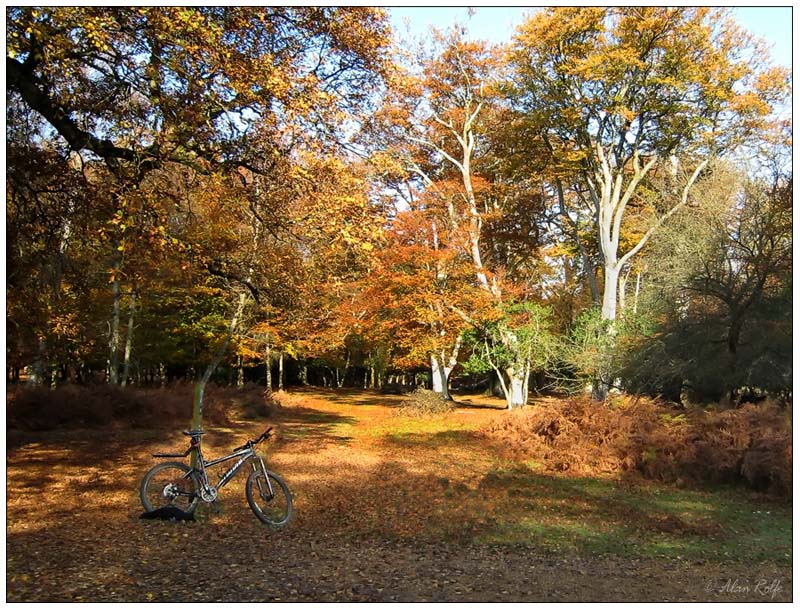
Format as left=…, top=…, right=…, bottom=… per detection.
left=388, top=6, right=792, bottom=69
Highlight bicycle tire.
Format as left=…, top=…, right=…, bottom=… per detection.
left=245, top=470, right=293, bottom=528
left=140, top=461, right=201, bottom=514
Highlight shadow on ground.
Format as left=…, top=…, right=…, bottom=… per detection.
left=6, top=388, right=792, bottom=603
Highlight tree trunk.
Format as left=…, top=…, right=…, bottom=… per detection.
left=265, top=341, right=272, bottom=391
left=121, top=290, right=136, bottom=388
left=191, top=290, right=247, bottom=436
left=505, top=366, right=527, bottom=409
left=601, top=262, right=621, bottom=322
left=618, top=267, right=629, bottom=316
left=278, top=351, right=284, bottom=391
left=430, top=352, right=453, bottom=400
left=29, top=337, right=46, bottom=385
left=108, top=259, right=122, bottom=385
left=633, top=269, right=643, bottom=314
left=236, top=355, right=244, bottom=387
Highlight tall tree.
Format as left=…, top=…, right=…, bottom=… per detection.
left=7, top=7, right=390, bottom=178
left=509, top=7, right=788, bottom=323
left=7, top=6, right=391, bottom=426
left=372, top=28, right=543, bottom=407
left=509, top=7, right=789, bottom=397
left=624, top=164, right=792, bottom=404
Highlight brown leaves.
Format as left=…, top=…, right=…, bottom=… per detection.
left=6, top=387, right=794, bottom=602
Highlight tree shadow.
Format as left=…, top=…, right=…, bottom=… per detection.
left=287, top=386, right=410, bottom=409
left=272, top=402, right=359, bottom=447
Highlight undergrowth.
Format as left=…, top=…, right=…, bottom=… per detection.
left=483, top=397, right=791, bottom=498
left=6, top=382, right=278, bottom=430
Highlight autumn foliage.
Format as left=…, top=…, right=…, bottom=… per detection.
left=483, top=398, right=791, bottom=498
left=5, top=8, right=791, bottom=426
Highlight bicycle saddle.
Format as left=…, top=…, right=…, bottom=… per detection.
left=182, top=429, right=205, bottom=437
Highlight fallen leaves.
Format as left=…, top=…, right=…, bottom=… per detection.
left=6, top=388, right=793, bottom=602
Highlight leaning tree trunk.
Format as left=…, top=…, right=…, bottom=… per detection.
left=191, top=291, right=247, bottom=441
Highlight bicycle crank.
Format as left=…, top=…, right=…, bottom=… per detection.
left=199, top=486, right=218, bottom=503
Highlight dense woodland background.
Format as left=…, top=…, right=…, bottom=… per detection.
left=6, top=7, right=792, bottom=412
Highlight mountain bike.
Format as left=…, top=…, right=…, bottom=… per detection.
left=140, top=427, right=293, bottom=528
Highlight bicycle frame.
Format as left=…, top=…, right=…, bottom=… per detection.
left=190, top=441, right=274, bottom=499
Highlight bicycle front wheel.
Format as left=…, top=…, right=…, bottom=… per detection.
left=245, top=470, right=293, bottom=528
left=140, top=461, right=200, bottom=514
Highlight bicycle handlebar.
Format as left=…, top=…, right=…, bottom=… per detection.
left=232, top=427, right=273, bottom=453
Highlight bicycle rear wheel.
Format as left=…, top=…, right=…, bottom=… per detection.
left=140, top=461, right=200, bottom=513
left=245, top=470, right=293, bottom=528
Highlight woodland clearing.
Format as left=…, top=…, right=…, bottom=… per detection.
left=6, top=387, right=792, bottom=603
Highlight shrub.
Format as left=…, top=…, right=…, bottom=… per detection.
left=6, top=382, right=278, bottom=431
left=483, top=397, right=791, bottom=498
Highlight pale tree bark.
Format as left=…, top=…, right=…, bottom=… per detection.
left=265, top=340, right=272, bottom=391
left=29, top=337, right=47, bottom=386
left=236, top=355, right=244, bottom=387
left=633, top=266, right=645, bottom=314
left=430, top=335, right=462, bottom=400
left=618, top=266, right=629, bottom=316
left=407, top=57, right=527, bottom=409
left=585, top=143, right=709, bottom=399
left=588, top=146, right=709, bottom=324
left=107, top=257, right=122, bottom=385
left=121, top=290, right=136, bottom=387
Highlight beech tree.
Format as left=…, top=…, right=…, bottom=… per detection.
left=373, top=29, right=545, bottom=407
left=508, top=7, right=789, bottom=397
left=509, top=7, right=788, bottom=324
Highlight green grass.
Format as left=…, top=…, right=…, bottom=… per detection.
left=472, top=467, right=792, bottom=565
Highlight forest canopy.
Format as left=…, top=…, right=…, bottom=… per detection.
left=6, top=7, right=791, bottom=411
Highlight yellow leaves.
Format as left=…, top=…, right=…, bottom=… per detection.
left=729, top=91, right=770, bottom=118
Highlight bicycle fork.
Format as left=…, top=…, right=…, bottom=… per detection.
left=252, top=456, right=275, bottom=501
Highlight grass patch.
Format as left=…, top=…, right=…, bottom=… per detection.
left=367, top=415, right=472, bottom=438
left=384, top=429, right=479, bottom=448
left=470, top=468, right=792, bottom=565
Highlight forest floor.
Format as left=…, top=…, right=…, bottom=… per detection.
left=6, top=387, right=792, bottom=602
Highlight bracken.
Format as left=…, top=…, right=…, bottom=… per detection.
left=482, top=396, right=791, bottom=498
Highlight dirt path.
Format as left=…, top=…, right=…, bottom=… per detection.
left=6, top=388, right=792, bottom=602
